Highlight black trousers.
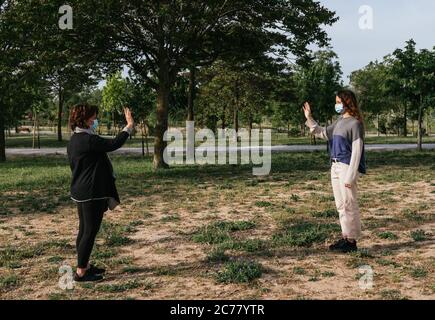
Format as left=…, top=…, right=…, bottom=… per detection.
left=76, top=199, right=108, bottom=268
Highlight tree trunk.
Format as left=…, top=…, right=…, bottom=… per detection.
left=233, top=106, right=239, bottom=142
left=0, top=107, right=5, bottom=162
left=37, top=113, right=40, bottom=149
left=430, top=109, right=433, bottom=135
left=141, top=127, right=145, bottom=157
left=145, top=123, right=149, bottom=156
left=187, top=67, right=196, bottom=162
left=221, top=105, right=226, bottom=129
left=187, top=67, right=196, bottom=122
left=248, top=115, right=253, bottom=139
left=377, top=113, right=380, bottom=137
left=112, top=111, right=116, bottom=136
left=233, top=82, right=239, bottom=135
left=417, top=97, right=423, bottom=152
left=153, top=64, right=170, bottom=170
left=386, top=113, right=389, bottom=137
left=403, top=104, right=407, bottom=137
left=32, top=112, right=36, bottom=149
left=57, top=88, right=64, bottom=142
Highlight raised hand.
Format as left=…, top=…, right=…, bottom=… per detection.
left=302, top=102, right=312, bottom=120
left=123, top=107, right=134, bottom=129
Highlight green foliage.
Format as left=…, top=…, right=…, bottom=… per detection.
left=294, top=50, right=343, bottom=125
left=102, top=72, right=130, bottom=114
left=192, top=220, right=256, bottom=244
left=216, top=260, right=263, bottom=283
left=272, top=222, right=340, bottom=247
left=377, top=232, right=399, bottom=240
left=311, top=208, right=338, bottom=218
left=410, top=229, right=428, bottom=242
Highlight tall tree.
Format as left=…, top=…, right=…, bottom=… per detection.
left=0, top=0, right=36, bottom=161
left=102, top=72, right=131, bottom=134
left=387, top=40, right=435, bottom=148
left=11, top=0, right=337, bottom=167
left=350, top=61, right=393, bottom=136
left=54, top=0, right=337, bottom=169
left=294, top=50, right=342, bottom=143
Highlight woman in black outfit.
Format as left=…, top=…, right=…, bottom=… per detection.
left=67, top=104, right=134, bottom=282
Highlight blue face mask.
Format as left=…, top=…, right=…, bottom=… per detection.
left=91, top=119, right=99, bottom=131
left=335, top=103, right=344, bottom=114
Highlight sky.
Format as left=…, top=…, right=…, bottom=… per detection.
left=316, top=0, right=435, bottom=84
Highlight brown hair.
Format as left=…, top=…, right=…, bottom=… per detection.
left=337, top=89, right=364, bottom=124
left=69, top=104, right=99, bottom=131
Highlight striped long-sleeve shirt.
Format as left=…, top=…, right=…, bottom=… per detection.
left=305, top=115, right=366, bottom=184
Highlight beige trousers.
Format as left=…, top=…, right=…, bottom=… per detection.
left=331, top=162, right=361, bottom=240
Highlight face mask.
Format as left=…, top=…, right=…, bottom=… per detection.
left=91, top=119, right=99, bottom=131
left=335, top=103, right=344, bottom=114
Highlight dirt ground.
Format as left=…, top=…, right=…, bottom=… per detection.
left=0, top=153, right=434, bottom=300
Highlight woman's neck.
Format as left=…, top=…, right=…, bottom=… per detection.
left=342, top=112, right=352, bottom=118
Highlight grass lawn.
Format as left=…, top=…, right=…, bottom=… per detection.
left=0, top=150, right=434, bottom=299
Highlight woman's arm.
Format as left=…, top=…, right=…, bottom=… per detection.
left=89, top=107, right=134, bottom=153
left=305, top=117, right=329, bottom=140
left=344, top=122, right=364, bottom=185
left=303, top=102, right=329, bottom=140
left=89, top=127, right=132, bottom=153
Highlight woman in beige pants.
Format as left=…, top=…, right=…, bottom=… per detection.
left=303, top=90, right=366, bottom=253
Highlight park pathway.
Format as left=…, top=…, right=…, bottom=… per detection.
left=5, top=143, right=435, bottom=156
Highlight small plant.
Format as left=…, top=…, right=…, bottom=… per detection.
left=377, top=232, right=398, bottom=240
left=192, top=221, right=255, bottom=245
left=255, top=201, right=272, bottom=208
left=221, top=239, right=269, bottom=253
left=402, top=209, right=424, bottom=221
left=47, top=256, right=64, bottom=264
left=350, top=249, right=374, bottom=259
left=217, top=182, right=234, bottom=190
left=272, top=222, right=340, bottom=247
left=160, top=214, right=181, bottom=223
left=100, top=222, right=133, bottom=247
left=286, top=207, right=297, bottom=214
left=290, top=194, right=300, bottom=202
left=318, top=195, right=335, bottom=202
left=410, top=266, right=428, bottom=278
left=216, top=260, right=263, bottom=283
left=293, top=267, right=306, bottom=275
left=0, top=274, right=19, bottom=291
left=410, top=229, right=427, bottom=242
left=379, top=289, right=407, bottom=300
left=96, top=280, right=142, bottom=293
left=122, top=266, right=144, bottom=274
left=245, top=180, right=259, bottom=187
left=105, top=234, right=133, bottom=247
left=206, top=247, right=229, bottom=263
left=311, top=208, right=338, bottom=218
left=321, top=271, right=336, bottom=277
left=92, top=248, right=117, bottom=260
left=129, top=220, right=144, bottom=227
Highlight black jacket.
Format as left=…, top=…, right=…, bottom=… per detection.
left=67, top=130, right=130, bottom=203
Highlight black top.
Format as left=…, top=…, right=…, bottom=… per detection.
left=67, top=131, right=130, bottom=203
